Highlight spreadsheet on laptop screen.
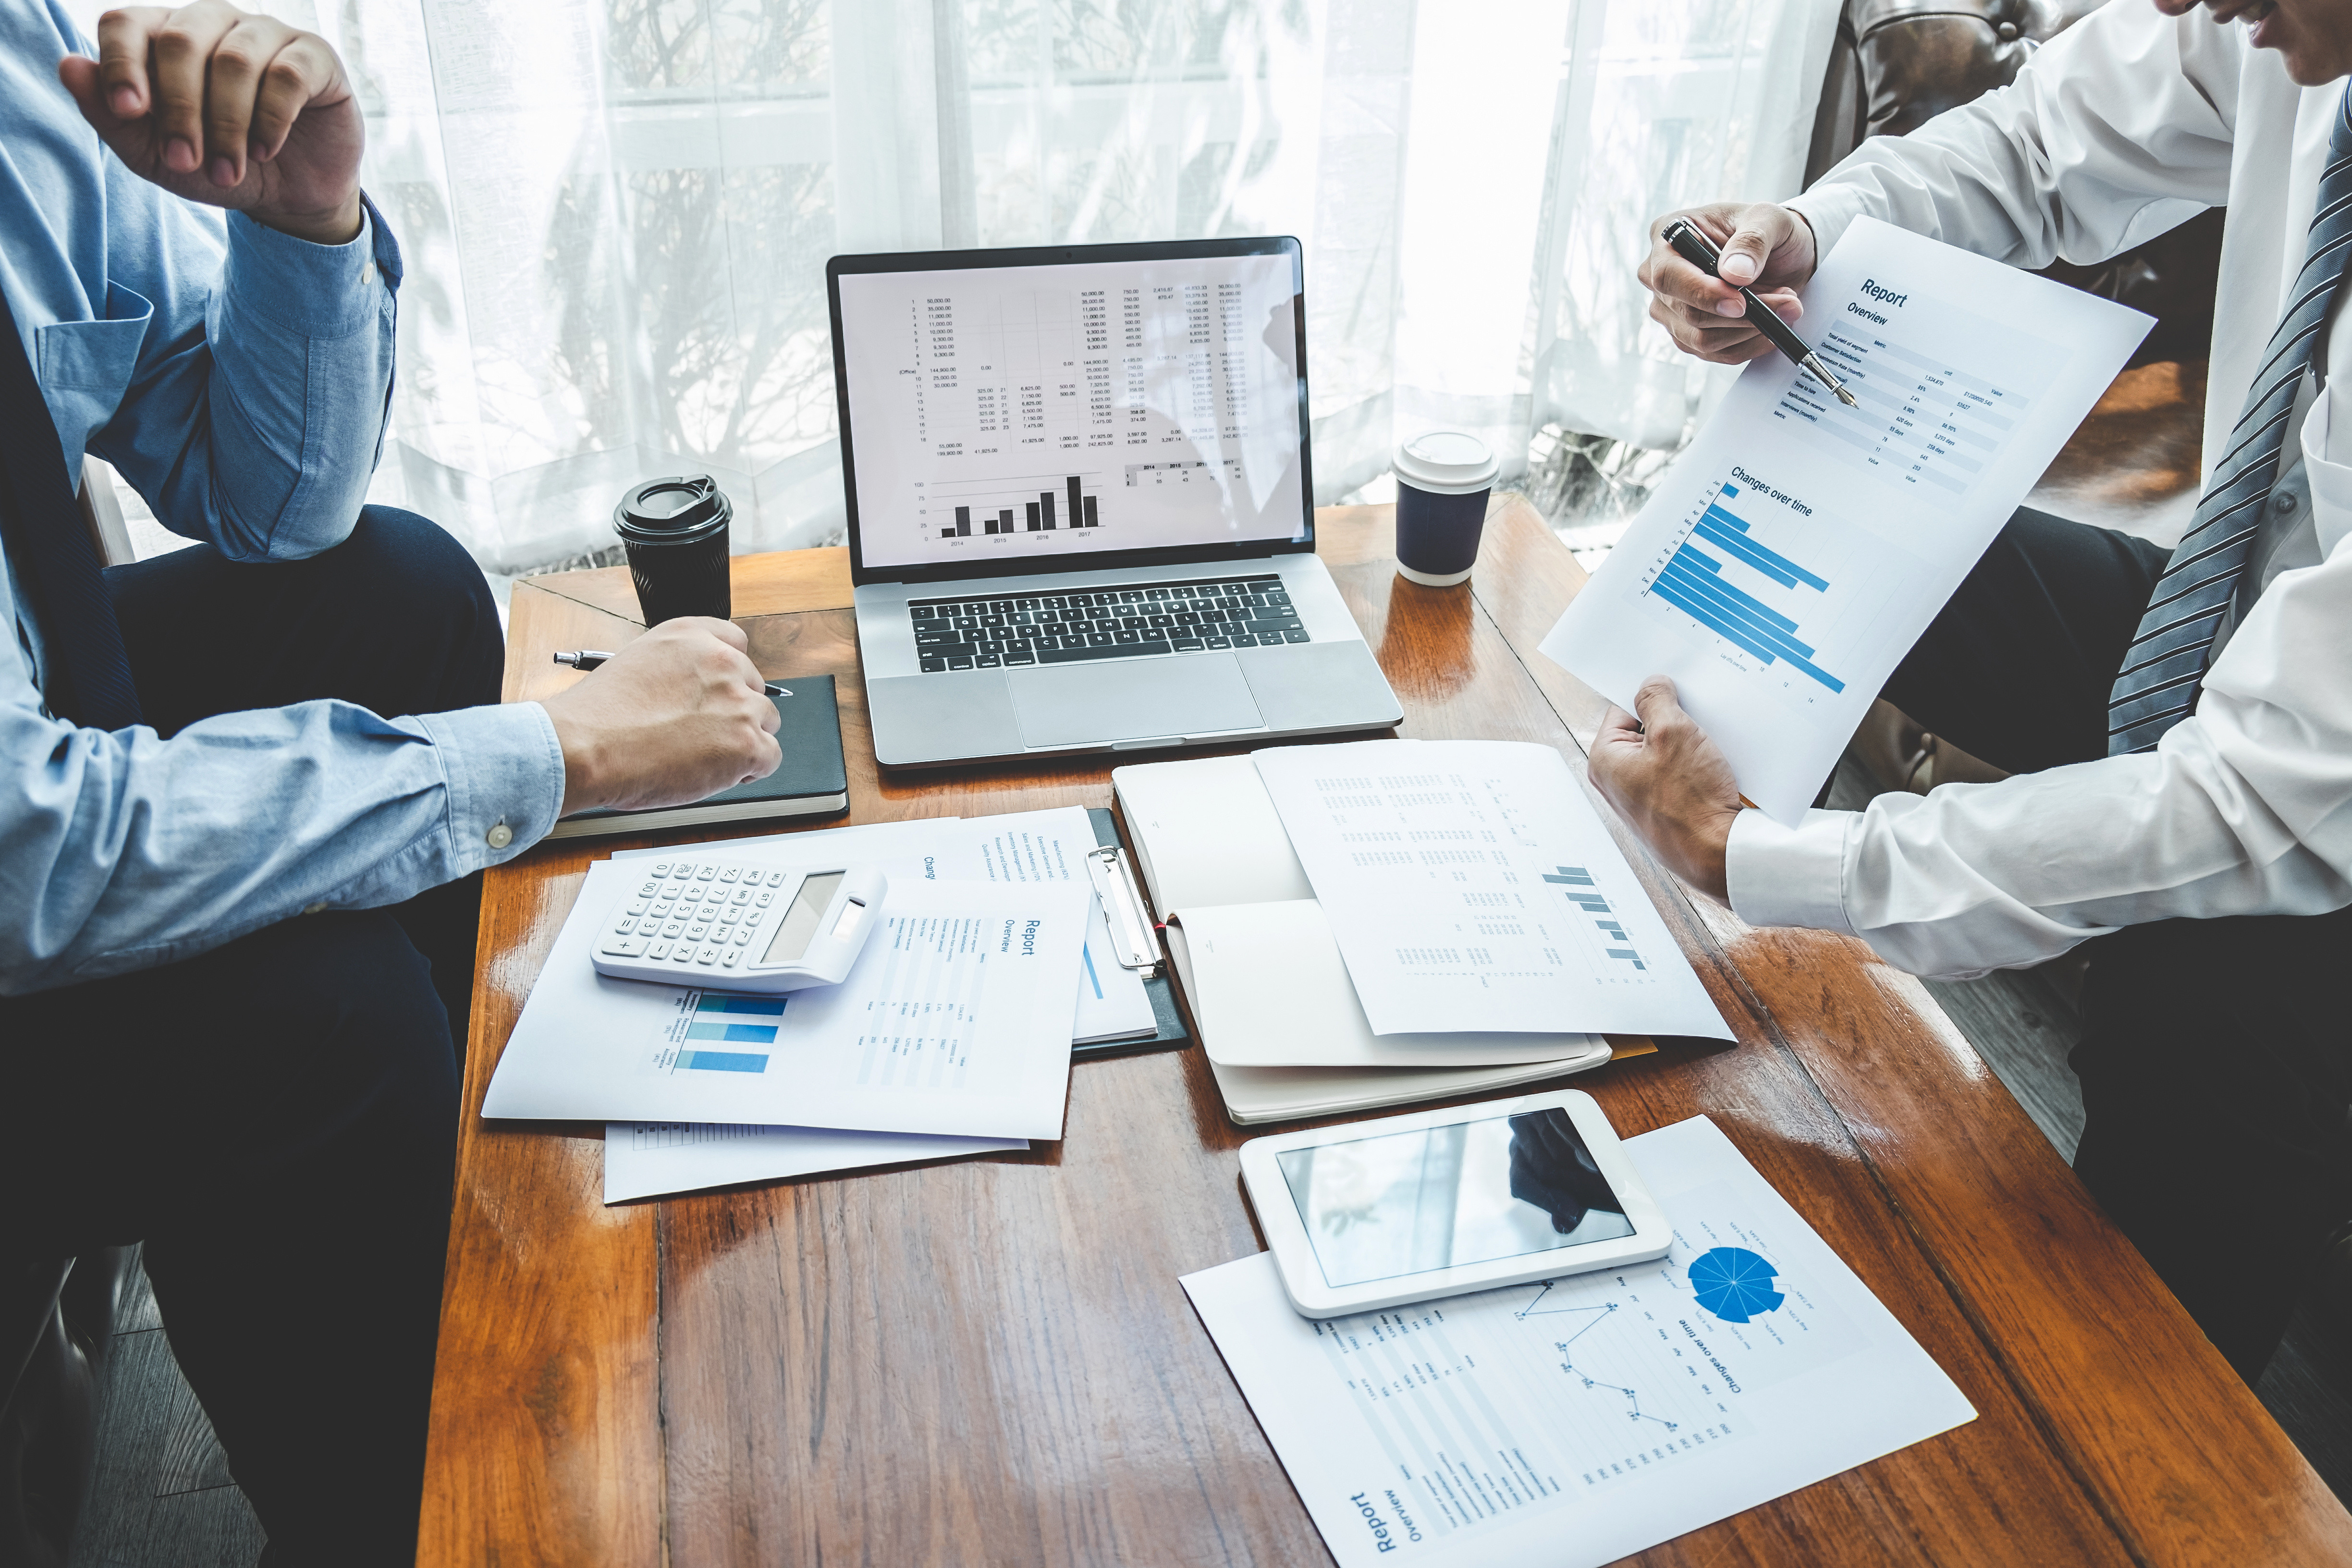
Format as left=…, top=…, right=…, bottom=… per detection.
left=839, top=253, right=1309, bottom=571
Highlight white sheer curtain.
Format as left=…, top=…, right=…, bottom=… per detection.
left=81, top=0, right=1838, bottom=572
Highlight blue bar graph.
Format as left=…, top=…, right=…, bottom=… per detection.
left=1648, top=484, right=1846, bottom=694
left=677, top=1050, right=770, bottom=1073
left=686, top=1022, right=777, bottom=1044
left=1691, top=488, right=1829, bottom=590
left=698, top=994, right=785, bottom=1017
left=1539, top=867, right=1648, bottom=972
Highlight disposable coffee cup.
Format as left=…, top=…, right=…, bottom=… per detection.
left=614, top=475, right=732, bottom=625
left=1393, top=430, right=1500, bottom=587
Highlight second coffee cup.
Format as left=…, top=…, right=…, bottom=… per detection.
left=1393, top=430, right=1500, bottom=587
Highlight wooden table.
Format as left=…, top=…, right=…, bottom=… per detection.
left=420, top=500, right=2352, bottom=1566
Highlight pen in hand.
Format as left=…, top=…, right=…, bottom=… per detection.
left=1661, top=218, right=1858, bottom=408
left=556, top=649, right=790, bottom=699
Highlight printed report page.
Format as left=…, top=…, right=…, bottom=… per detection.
left=837, top=253, right=1308, bottom=570
left=1182, top=1116, right=1976, bottom=1568
left=481, top=863, right=1089, bottom=1139
left=1540, top=218, right=2149, bottom=821
left=1250, top=740, right=1730, bottom=1040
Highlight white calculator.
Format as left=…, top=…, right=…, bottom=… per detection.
left=590, top=858, right=888, bottom=992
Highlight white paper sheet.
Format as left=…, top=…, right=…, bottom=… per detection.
left=602, top=1121, right=1026, bottom=1204
left=1112, top=753, right=1314, bottom=920
left=1539, top=219, right=2148, bottom=822
left=611, top=807, right=1155, bottom=1044
left=481, top=865, right=1090, bottom=1138
left=1250, top=740, right=1730, bottom=1039
left=1174, top=901, right=1602, bottom=1067
left=1182, top=1116, right=1976, bottom=1568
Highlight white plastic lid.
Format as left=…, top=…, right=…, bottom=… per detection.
left=1392, top=429, right=1499, bottom=494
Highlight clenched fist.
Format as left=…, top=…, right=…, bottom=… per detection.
left=57, top=3, right=365, bottom=245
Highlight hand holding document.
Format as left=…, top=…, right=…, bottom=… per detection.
left=1251, top=740, right=1729, bottom=1040
left=1540, top=218, right=2151, bottom=821
left=1183, top=1116, right=1976, bottom=1568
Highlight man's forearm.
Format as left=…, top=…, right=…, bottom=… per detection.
left=107, top=196, right=401, bottom=563
left=1788, top=0, right=2234, bottom=272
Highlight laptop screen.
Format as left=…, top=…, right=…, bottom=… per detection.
left=834, top=245, right=1309, bottom=575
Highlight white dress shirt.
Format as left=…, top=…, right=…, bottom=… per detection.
left=1721, top=1, right=2352, bottom=981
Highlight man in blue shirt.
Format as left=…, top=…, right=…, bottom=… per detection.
left=0, top=3, right=782, bottom=1560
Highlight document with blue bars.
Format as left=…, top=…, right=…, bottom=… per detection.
left=1250, top=740, right=1730, bottom=1039
left=1539, top=218, right=2150, bottom=822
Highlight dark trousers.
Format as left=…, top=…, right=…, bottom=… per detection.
left=0, top=506, right=501, bottom=1565
left=1885, top=505, right=2352, bottom=1384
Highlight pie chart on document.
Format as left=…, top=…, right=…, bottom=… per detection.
left=1689, top=1246, right=1785, bottom=1323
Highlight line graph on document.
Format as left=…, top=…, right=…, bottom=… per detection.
left=1324, top=1266, right=1747, bottom=1505
left=1516, top=1292, right=1681, bottom=1432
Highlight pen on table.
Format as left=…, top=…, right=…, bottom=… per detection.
left=554, top=649, right=790, bottom=698
left=1661, top=218, right=1858, bottom=408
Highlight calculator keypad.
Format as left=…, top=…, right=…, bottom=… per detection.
left=600, top=859, right=782, bottom=969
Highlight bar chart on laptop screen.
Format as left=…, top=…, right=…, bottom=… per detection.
left=933, top=473, right=1107, bottom=538
left=837, top=255, right=1307, bottom=570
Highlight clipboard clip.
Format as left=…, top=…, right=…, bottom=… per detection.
left=1083, top=845, right=1163, bottom=978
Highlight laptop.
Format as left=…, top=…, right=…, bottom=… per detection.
left=827, top=236, right=1402, bottom=768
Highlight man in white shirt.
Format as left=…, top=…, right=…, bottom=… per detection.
left=1604, top=0, right=2352, bottom=1384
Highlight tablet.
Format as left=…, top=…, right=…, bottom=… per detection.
left=1237, top=1090, right=1673, bottom=1318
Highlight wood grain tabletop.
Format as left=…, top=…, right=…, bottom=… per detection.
left=418, top=498, right=2352, bottom=1566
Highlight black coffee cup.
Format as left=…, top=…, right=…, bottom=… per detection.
left=614, top=475, right=732, bottom=625
left=1393, top=430, right=1500, bottom=586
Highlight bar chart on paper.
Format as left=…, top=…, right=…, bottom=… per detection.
left=659, top=992, right=785, bottom=1075
left=1250, top=741, right=1732, bottom=1040
left=1629, top=478, right=1921, bottom=711
left=1539, top=216, right=2153, bottom=824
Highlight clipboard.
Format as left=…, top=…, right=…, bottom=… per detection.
left=1075, top=806, right=1190, bottom=1060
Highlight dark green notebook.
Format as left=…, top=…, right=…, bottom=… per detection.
left=547, top=675, right=849, bottom=839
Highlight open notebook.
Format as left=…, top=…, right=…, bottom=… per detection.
left=1114, top=753, right=1626, bottom=1124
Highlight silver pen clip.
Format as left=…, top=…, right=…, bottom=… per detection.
left=1083, top=845, right=1162, bottom=978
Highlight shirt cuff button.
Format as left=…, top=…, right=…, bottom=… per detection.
left=487, top=821, right=514, bottom=850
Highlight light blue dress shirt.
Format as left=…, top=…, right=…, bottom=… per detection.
left=1, top=0, right=563, bottom=995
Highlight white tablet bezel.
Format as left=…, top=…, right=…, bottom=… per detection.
left=1237, top=1089, right=1672, bottom=1319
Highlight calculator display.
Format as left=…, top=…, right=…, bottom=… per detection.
left=762, top=871, right=845, bottom=965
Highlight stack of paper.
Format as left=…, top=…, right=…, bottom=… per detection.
left=480, top=808, right=1154, bottom=1202
left=1114, top=741, right=1729, bottom=1124
left=1183, top=1116, right=1976, bottom=1567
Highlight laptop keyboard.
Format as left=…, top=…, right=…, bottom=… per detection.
left=908, top=574, right=1310, bottom=672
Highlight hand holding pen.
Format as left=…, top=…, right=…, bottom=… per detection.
left=1659, top=218, right=1856, bottom=406
left=1639, top=202, right=1852, bottom=404
left=558, top=649, right=790, bottom=698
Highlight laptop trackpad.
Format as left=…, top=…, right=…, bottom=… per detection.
left=1007, top=655, right=1265, bottom=747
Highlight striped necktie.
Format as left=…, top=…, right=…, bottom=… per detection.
left=2107, top=82, right=2352, bottom=757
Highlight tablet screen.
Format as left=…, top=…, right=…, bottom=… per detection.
left=1274, top=1109, right=1635, bottom=1288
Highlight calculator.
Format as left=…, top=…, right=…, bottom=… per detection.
left=589, top=858, right=888, bottom=992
